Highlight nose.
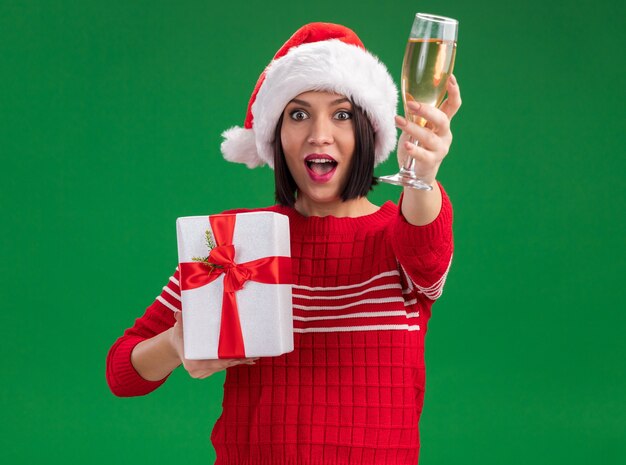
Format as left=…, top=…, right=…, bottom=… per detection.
left=307, top=117, right=334, bottom=146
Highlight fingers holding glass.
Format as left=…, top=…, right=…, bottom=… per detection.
left=405, top=101, right=450, bottom=135
left=439, top=74, right=462, bottom=121
left=395, top=111, right=447, bottom=153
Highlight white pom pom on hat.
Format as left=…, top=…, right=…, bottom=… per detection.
left=220, top=22, right=398, bottom=169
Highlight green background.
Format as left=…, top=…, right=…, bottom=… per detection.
left=2, top=0, right=624, bottom=463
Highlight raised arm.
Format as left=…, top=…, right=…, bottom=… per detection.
left=388, top=76, right=461, bottom=301
left=390, top=184, right=453, bottom=302
left=396, top=75, right=461, bottom=226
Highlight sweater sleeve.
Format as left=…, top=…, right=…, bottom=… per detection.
left=106, top=268, right=181, bottom=397
left=389, top=182, right=454, bottom=301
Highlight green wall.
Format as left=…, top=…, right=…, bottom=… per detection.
left=1, top=0, right=624, bottom=463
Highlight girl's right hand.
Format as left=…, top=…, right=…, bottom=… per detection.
left=170, top=311, right=259, bottom=379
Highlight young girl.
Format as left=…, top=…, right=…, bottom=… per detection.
left=107, top=22, right=461, bottom=465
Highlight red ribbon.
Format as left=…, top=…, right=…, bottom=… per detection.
left=179, top=214, right=291, bottom=358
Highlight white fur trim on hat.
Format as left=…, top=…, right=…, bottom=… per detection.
left=220, top=126, right=261, bottom=168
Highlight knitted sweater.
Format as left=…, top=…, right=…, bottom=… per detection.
left=106, top=185, right=453, bottom=465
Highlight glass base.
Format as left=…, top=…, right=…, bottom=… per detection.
left=378, top=169, right=433, bottom=190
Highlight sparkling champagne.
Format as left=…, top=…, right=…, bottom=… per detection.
left=378, top=12, right=458, bottom=190
left=401, top=38, right=456, bottom=125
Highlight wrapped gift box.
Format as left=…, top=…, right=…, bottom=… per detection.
left=176, top=212, right=293, bottom=359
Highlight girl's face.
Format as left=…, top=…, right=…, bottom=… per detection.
left=281, top=91, right=356, bottom=207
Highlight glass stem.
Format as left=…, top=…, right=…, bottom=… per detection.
left=401, top=137, right=418, bottom=173
left=402, top=153, right=416, bottom=173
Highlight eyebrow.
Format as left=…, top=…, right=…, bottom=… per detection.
left=289, top=97, right=351, bottom=107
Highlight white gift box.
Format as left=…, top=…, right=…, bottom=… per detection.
left=176, top=212, right=293, bottom=359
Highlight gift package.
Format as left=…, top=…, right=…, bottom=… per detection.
left=176, top=212, right=293, bottom=359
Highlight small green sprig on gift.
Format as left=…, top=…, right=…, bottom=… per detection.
left=192, top=229, right=223, bottom=270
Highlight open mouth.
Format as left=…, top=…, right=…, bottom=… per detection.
left=304, top=154, right=338, bottom=182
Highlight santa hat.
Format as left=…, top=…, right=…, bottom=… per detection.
left=220, top=22, right=398, bottom=169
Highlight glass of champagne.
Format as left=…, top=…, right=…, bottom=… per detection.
left=378, top=13, right=458, bottom=190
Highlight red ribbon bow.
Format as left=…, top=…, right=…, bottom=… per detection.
left=179, top=214, right=291, bottom=358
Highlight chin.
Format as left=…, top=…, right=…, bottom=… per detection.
left=299, top=186, right=341, bottom=204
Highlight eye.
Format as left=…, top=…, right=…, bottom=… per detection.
left=334, top=110, right=352, bottom=121
left=289, top=110, right=309, bottom=121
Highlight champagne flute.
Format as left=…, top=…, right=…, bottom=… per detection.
left=378, top=13, right=458, bottom=190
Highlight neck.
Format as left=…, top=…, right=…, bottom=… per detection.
left=294, top=195, right=379, bottom=218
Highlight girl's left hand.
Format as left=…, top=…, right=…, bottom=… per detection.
left=395, top=74, right=462, bottom=186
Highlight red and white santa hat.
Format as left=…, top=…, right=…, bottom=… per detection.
left=220, top=22, right=398, bottom=169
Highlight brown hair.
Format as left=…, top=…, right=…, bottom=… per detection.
left=273, top=102, right=377, bottom=207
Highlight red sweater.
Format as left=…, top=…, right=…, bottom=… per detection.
left=107, top=186, right=453, bottom=465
